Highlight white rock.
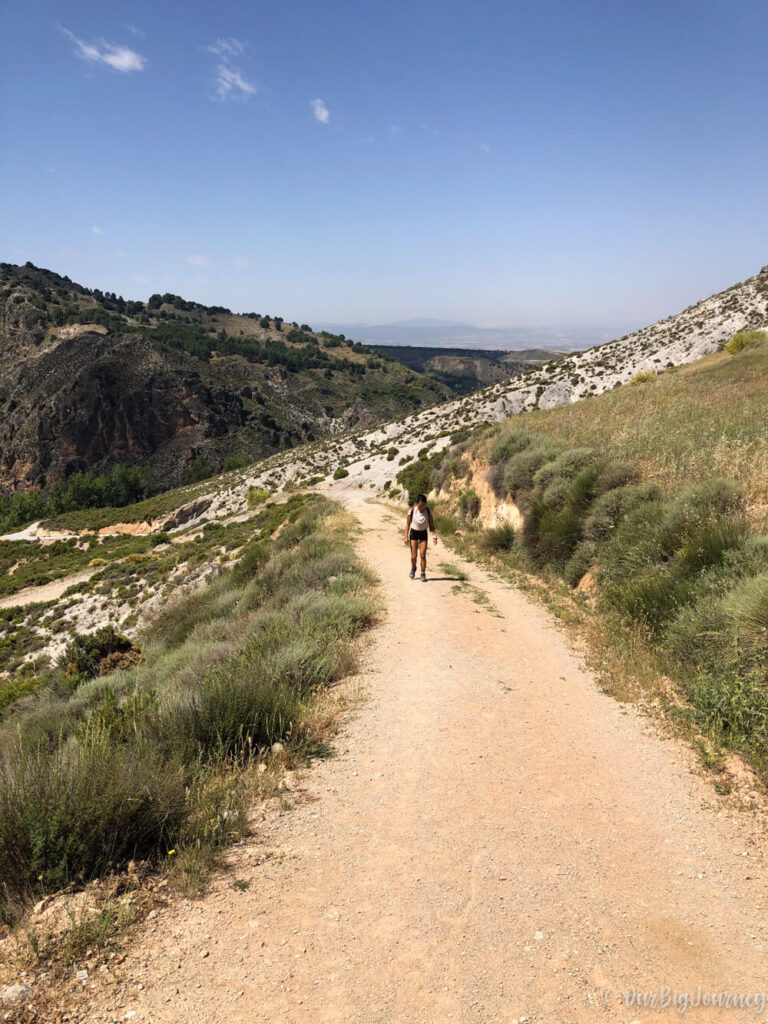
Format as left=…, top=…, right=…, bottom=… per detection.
left=1, top=984, right=32, bottom=1005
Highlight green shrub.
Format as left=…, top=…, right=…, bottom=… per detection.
left=186, top=457, right=215, bottom=484
left=688, top=668, right=767, bottom=746
left=223, top=455, right=249, bottom=472
left=59, top=627, right=136, bottom=680
left=145, top=576, right=239, bottom=648
left=247, top=487, right=269, bottom=507
left=595, top=461, right=638, bottom=494
left=503, top=442, right=562, bottom=497
left=522, top=496, right=584, bottom=569
left=723, top=572, right=768, bottom=658
left=563, top=541, right=597, bottom=587
left=0, top=731, right=188, bottom=906
left=432, top=450, right=465, bottom=492
left=683, top=478, right=744, bottom=516
left=598, top=488, right=749, bottom=630
left=583, top=482, right=662, bottom=542
left=518, top=460, right=605, bottom=570
left=725, top=329, right=767, bottom=355
left=232, top=539, right=270, bottom=584
left=477, top=523, right=516, bottom=553
left=0, top=496, right=377, bottom=921
left=631, top=371, right=656, bottom=384
left=397, top=450, right=446, bottom=505
left=488, top=430, right=536, bottom=465
left=541, top=477, right=571, bottom=509
left=458, top=489, right=480, bottom=522
left=532, top=448, right=597, bottom=494
left=332, top=467, right=349, bottom=480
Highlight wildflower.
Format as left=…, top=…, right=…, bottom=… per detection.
left=167, top=849, right=176, bottom=856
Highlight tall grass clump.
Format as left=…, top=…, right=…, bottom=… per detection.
left=597, top=483, right=748, bottom=629
left=503, top=440, right=563, bottom=498
left=0, top=496, right=377, bottom=923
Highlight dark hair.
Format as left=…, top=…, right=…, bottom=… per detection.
left=416, top=493, right=428, bottom=503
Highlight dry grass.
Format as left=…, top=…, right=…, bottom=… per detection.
left=503, top=341, right=768, bottom=524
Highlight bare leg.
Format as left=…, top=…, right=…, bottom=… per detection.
left=410, top=539, right=418, bottom=569
left=419, top=539, right=428, bottom=571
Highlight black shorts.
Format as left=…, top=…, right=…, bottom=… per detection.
left=409, top=529, right=428, bottom=542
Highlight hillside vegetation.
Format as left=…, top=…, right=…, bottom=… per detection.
left=0, top=262, right=449, bottom=495
left=0, top=494, right=377, bottom=923
left=503, top=338, right=768, bottom=519
left=365, top=345, right=563, bottom=394
left=398, top=333, right=768, bottom=780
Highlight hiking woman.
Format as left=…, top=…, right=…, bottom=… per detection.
left=405, top=493, right=437, bottom=581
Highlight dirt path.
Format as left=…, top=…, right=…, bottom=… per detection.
left=0, top=568, right=98, bottom=610
left=78, top=497, right=767, bottom=1023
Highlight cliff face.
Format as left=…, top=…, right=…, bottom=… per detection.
left=0, top=263, right=449, bottom=491
left=0, top=330, right=248, bottom=489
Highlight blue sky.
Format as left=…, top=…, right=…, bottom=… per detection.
left=1, top=0, right=767, bottom=331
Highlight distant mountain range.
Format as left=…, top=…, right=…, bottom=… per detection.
left=313, top=318, right=632, bottom=352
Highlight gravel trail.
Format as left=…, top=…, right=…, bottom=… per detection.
left=80, top=496, right=767, bottom=1023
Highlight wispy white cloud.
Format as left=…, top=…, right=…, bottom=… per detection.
left=480, top=143, right=492, bottom=154
left=186, top=254, right=210, bottom=266
left=208, top=38, right=244, bottom=57
left=123, top=23, right=144, bottom=39
left=112, top=249, right=128, bottom=258
left=231, top=256, right=250, bottom=269
left=311, top=98, right=330, bottom=124
left=388, top=124, right=402, bottom=135
left=208, top=39, right=257, bottom=100
left=214, top=64, right=257, bottom=100
left=60, top=26, right=146, bottom=72
left=91, top=225, right=103, bottom=235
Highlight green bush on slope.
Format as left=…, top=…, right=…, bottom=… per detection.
left=410, top=421, right=768, bottom=774
left=0, top=496, right=377, bottom=922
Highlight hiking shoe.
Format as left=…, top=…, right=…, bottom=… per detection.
left=409, top=566, right=416, bottom=579
left=420, top=571, right=427, bottom=582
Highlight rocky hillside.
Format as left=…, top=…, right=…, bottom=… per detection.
left=477, top=263, right=768, bottom=419
left=365, top=345, right=563, bottom=395
left=2, top=268, right=765, bottom=686
left=181, top=261, right=768, bottom=501
left=0, top=263, right=450, bottom=492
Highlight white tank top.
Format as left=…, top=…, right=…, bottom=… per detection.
left=410, top=505, right=429, bottom=531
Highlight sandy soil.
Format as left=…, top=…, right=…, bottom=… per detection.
left=66, top=497, right=767, bottom=1023
left=0, top=568, right=98, bottom=610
